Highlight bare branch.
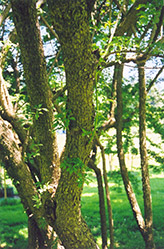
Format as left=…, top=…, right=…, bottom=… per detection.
left=48, top=48, right=61, bottom=77
left=101, top=56, right=137, bottom=69
left=40, top=15, right=59, bottom=40
left=147, top=65, right=164, bottom=92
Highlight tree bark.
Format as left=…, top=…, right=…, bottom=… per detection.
left=116, top=63, right=146, bottom=236
left=11, top=0, right=60, bottom=186
left=138, top=62, right=155, bottom=249
left=47, top=1, right=99, bottom=248
left=88, top=157, right=108, bottom=249
left=96, top=138, right=114, bottom=249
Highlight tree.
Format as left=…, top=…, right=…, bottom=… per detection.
left=1, top=0, right=98, bottom=248
left=0, top=0, right=163, bottom=248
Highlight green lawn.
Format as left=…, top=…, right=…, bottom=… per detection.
left=0, top=199, right=28, bottom=249
left=81, top=173, right=164, bottom=249
left=0, top=173, right=164, bottom=249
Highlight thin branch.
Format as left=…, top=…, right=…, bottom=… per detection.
left=125, top=64, right=164, bottom=70
left=88, top=158, right=108, bottom=249
left=116, top=63, right=146, bottom=236
left=53, top=85, right=67, bottom=100
left=95, top=136, right=114, bottom=249
left=138, top=63, right=155, bottom=248
left=48, top=48, right=61, bottom=77
left=0, top=3, right=11, bottom=27
left=139, top=20, right=153, bottom=42
left=40, top=15, right=59, bottom=40
left=150, top=6, right=164, bottom=45
left=102, top=7, right=123, bottom=59
left=102, top=57, right=137, bottom=69
left=147, top=65, right=164, bottom=92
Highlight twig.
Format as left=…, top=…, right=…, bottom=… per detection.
left=40, top=15, right=59, bottom=40
left=0, top=3, right=11, bottom=27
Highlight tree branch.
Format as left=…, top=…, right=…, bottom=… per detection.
left=48, top=48, right=61, bottom=77
left=40, top=15, right=59, bottom=40
left=0, top=116, right=43, bottom=224
left=150, top=6, right=164, bottom=45
left=147, top=65, right=164, bottom=92
left=0, top=3, right=11, bottom=26
left=115, top=0, right=147, bottom=36
left=95, top=136, right=114, bottom=249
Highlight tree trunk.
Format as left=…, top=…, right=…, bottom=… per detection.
left=138, top=62, right=155, bottom=249
left=11, top=0, right=60, bottom=186
left=47, top=0, right=98, bottom=248
left=116, top=63, right=146, bottom=236
left=96, top=138, right=114, bottom=249
left=28, top=216, right=49, bottom=249
left=88, top=156, right=108, bottom=249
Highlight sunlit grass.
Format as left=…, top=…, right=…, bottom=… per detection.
left=81, top=173, right=164, bottom=249
left=0, top=198, right=28, bottom=249
left=0, top=173, right=164, bottom=249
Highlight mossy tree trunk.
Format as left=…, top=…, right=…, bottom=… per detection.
left=9, top=0, right=99, bottom=248
left=9, top=0, right=60, bottom=247
left=47, top=1, right=98, bottom=248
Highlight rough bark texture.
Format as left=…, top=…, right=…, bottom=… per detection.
left=11, top=0, right=60, bottom=185
left=0, top=117, right=45, bottom=231
left=138, top=63, right=155, bottom=249
left=28, top=216, right=50, bottom=249
left=47, top=1, right=98, bottom=248
left=8, top=0, right=60, bottom=247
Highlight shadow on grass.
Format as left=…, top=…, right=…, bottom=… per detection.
left=0, top=225, right=28, bottom=249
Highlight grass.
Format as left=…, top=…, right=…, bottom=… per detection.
left=0, top=173, right=164, bottom=249
left=0, top=198, right=28, bottom=249
left=81, top=172, right=164, bottom=249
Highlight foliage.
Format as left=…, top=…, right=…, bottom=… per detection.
left=61, top=157, right=86, bottom=187
left=108, top=170, right=141, bottom=194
